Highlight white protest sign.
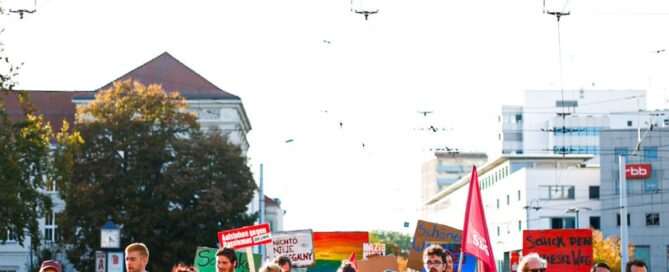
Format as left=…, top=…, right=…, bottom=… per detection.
left=266, top=229, right=315, bottom=267
left=363, top=243, right=386, bottom=259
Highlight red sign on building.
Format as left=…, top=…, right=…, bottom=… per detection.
left=625, top=164, right=651, bottom=179
left=218, top=223, right=272, bottom=249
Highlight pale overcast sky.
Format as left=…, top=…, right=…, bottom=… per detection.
left=2, top=0, right=669, bottom=233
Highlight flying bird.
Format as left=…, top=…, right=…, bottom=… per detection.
left=285, top=139, right=294, bottom=143
left=323, top=40, right=332, bottom=44
left=9, top=9, right=35, bottom=19
left=656, top=49, right=666, bottom=54
left=355, top=9, right=378, bottom=20
left=418, top=110, right=433, bottom=117
left=339, top=121, right=343, bottom=129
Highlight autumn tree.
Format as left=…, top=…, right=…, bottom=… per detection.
left=592, top=229, right=634, bottom=272
left=0, top=38, right=54, bottom=252
left=57, top=79, right=257, bottom=271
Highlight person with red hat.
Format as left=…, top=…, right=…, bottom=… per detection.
left=39, top=260, right=62, bottom=272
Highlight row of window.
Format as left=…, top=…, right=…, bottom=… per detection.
left=480, top=166, right=510, bottom=190
left=1, top=212, right=59, bottom=243
left=552, top=145, right=600, bottom=154
left=614, top=146, right=658, bottom=161
left=494, top=191, right=523, bottom=209
left=616, top=213, right=661, bottom=226
left=551, top=127, right=608, bottom=136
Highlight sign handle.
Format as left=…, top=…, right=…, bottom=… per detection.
left=246, top=247, right=256, bottom=272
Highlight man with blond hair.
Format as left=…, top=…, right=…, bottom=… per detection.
left=517, top=253, right=547, bottom=272
left=125, top=242, right=150, bottom=272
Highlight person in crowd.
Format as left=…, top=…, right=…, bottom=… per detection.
left=517, top=253, right=547, bottom=272
left=216, top=247, right=238, bottom=272
left=39, top=260, right=62, bottom=272
left=337, top=260, right=357, bottom=272
left=274, top=255, right=292, bottom=272
left=591, top=262, right=611, bottom=272
left=172, top=263, right=198, bottom=272
left=626, top=259, right=648, bottom=272
left=125, top=242, right=150, bottom=272
left=423, top=245, right=454, bottom=272
left=260, top=263, right=283, bottom=272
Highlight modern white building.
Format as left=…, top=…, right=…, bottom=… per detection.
left=420, top=151, right=488, bottom=204
left=500, top=90, right=646, bottom=164
left=0, top=52, right=276, bottom=272
left=422, top=154, right=600, bottom=272
left=599, top=128, right=669, bottom=272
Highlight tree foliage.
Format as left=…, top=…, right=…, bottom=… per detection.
left=57, top=79, right=257, bottom=271
left=592, top=229, right=635, bottom=272
left=369, top=230, right=412, bottom=256
left=0, top=42, right=55, bottom=252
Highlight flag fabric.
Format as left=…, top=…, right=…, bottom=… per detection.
left=349, top=252, right=358, bottom=270
left=462, top=165, right=497, bottom=272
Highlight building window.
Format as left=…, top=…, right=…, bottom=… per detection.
left=497, top=226, right=500, bottom=237
left=627, top=120, right=633, bottom=127
left=507, top=195, right=510, bottom=205
left=518, top=220, right=522, bottom=231
left=644, top=177, right=659, bottom=193
left=496, top=199, right=500, bottom=209
left=518, top=190, right=521, bottom=201
left=617, top=213, right=631, bottom=226
left=590, top=216, right=601, bottom=230
left=646, top=213, right=660, bottom=226
left=44, top=212, right=58, bottom=242
left=550, top=217, right=575, bottom=229
left=539, top=186, right=575, bottom=200
left=45, top=177, right=58, bottom=192
left=644, top=146, right=658, bottom=161
left=589, top=186, right=600, bottom=199
left=0, top=229, right=17, bottom=242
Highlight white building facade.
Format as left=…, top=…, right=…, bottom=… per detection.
left=422, top=155, right=600, bottom=272
left=500, top=90, right=646, bottom=164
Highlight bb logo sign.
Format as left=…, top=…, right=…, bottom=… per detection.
left=625, top=164, right=651, bottom=179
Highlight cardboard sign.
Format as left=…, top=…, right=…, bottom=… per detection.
left=107, top=252, right=124, bottom=272
left=193, top=246, right=262, bottom=272
left=523, top=229, right=593, bottom=272
left=95, top=251, right=106, bottom=272
left=218, top=223, right=272, bottom=249
left=363, top=243, right=386, bottom=259
left=625, top=164, right=651, bottom=179
left=408, top=220, right=462, bottom=271
left=266, top=229, right=315, bottom=267
left=357, top=255, right=399, bottom=272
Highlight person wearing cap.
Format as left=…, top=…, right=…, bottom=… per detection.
left=39, top=260, right=62, bottom=272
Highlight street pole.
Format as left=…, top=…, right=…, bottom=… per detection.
left=259, top=164, right=265, bottom=259
left=619, top=155, right=629, bottom=268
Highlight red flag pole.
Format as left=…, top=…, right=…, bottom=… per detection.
left=458, top=247, right=464, bottom=272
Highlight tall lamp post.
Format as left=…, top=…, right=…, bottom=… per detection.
left=565, top=207, right=591, bottom=229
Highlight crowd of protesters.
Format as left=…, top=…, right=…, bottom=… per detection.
left=37, top=241, right=650, bottom=272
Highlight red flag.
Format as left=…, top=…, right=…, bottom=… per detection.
left=349, top=252, right=358, bottom=270
left=462, top=165, right=497, bottom=272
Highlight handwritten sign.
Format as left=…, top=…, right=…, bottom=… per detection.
left=408, top=220, right=463, bottom=271
left=363, top=243, right=386, bottom=259
left=266, top=229, right=315, bottom=267
left=218, top=223, right=272, bottom=249
left=523, top=229, right=593, bottom=272
left=193, top=247, right=262, bottom=272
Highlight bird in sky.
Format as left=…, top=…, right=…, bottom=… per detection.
left=354, top=9, right=378, bottom=20
left=285, top=139, right=294, bottom=143
left=339, top=121, right=343, bottom=129
left=323, top=40, right=332, bottom=44
left=418, top=110, right=433, bottom=117
left=656, top=49, right=666, bottom=54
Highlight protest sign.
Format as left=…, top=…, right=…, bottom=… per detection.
left=357, top=255, right=399, bottom=272
left=266, top=229, right=315, bottom=267
left=363, top=243, right=386, bottom=259
left=194, top=247, right=262, bottom=272
left=407, top=220, right=476, bottom=272
left=522, top=229, right=593, bottom=272
left=218, top=223, right=272, bottom=249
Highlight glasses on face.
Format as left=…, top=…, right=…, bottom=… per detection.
left=525, top=268, right=546, bottom=272
left=426, top=261, right=443, bottom=266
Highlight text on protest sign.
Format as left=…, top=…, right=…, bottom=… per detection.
left=266, top=229, right=315, bottom=267
left=523, top=229, right=593, bottom=272
left=218, top=223, right=272, bottom=249
left=193, top=247, right=262, bottom=272
left=407, top=220, right=462, bottom=271
left=362, top=243, right=386, bottom=259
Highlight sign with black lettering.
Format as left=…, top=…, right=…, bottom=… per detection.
left=522, top=229, right=593, bottom=272
left=193, top=246, right=262, bottom=272
left=266, top=229, right=315, bottom=267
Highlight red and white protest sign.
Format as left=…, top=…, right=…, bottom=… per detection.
left=218, top=223, right=272, bottom=249
left=523, top=229, right=593, bottom=272
left=625, top=164, right=651, bottom=179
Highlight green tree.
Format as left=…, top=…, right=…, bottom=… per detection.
left=0, top=40, right=54, bottom=253
left=370, top=230, right=412, bottom=256
left=57, top=79, right=257, bottom=271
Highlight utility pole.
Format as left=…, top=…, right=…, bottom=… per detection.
left=565, top=207, right=591, bottom=229
left=619, top=155, right=629, bottom=268
left=259, top=164, right=265, bottom=259
left=523, top=199, right=541, bottom=229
